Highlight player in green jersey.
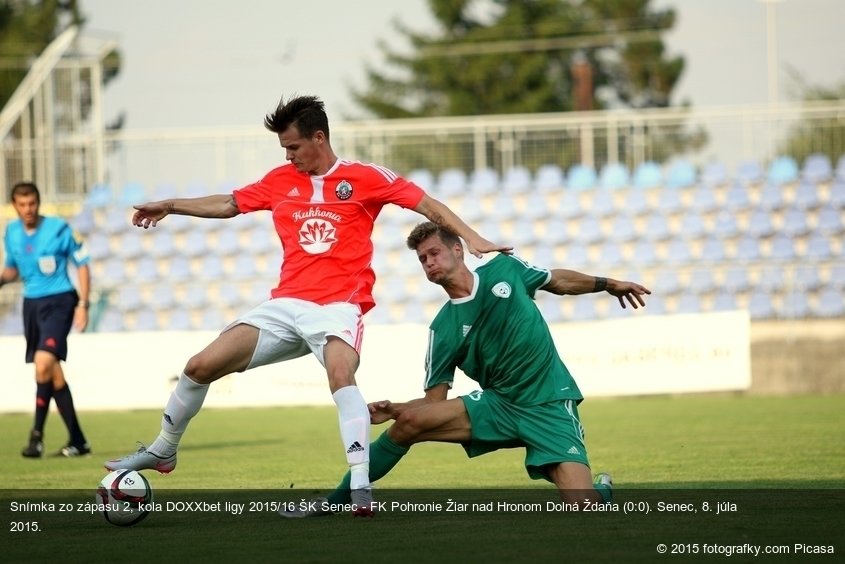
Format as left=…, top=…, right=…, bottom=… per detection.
left=281, top=221, right=650, bottom=517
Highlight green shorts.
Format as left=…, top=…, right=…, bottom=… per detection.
left=460, top=389, right=590, bottom=481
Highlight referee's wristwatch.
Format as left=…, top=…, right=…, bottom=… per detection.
left=77, top=300, right=90, bottom=309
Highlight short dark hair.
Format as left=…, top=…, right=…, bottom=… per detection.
left=11, top=181, right=40, bottom=203
left=264, top=95, right=330, bottom=139
left=406, top=221, right=462, bottom=251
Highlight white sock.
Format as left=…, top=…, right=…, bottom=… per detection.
left=332, top=385, right=370, bottom=490
left=149, top=372, right=209, bottom=456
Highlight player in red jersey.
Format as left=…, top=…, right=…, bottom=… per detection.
left=105, top=95, right=510, bottom=515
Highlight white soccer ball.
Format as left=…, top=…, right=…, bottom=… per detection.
left=96, top=469, right=153, bottom=527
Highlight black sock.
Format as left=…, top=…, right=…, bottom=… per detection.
left=33, top=382, right=54, bottom=436
left=53, top=384, right=87, bottom=446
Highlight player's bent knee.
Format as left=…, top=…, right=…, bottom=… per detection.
left=183, top=355, right=218, bottom=385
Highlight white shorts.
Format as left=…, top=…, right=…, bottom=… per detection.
left=224, top=298, right=364, bottom=370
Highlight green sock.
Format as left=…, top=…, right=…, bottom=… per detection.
left=326, top=430, right=410, bottom=505
left=594, top=483, right=612, bottom=504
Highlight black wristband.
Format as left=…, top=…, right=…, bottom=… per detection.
left=593, top=277, right=607, bottom=292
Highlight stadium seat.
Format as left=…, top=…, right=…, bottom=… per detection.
left=115, top=284, right=144, bottom=312
left=574, top=217, right=604, bottom=244
left=0, top=311, right=22, bottom=336
left=468, top=167, right=499, bottom=195
left=815, top=288, right=845, bottom=318
left=407, top=169, right=435, bottom=192
left=521, top=192, right=553, bottom=221
left=117, top=232, right=145, bottom=260
left=701, top=161, right=728, bottom=188
left=589, top=190, right=617, bottom=217
left=632, top=161, right=663, bottom=190
left=722, top=267, right=751, bottom=293
left=792, top=181, right=822, bottom=211
left=747, top=291, right=776, bottom=319
left=712, top=292, right=738, bottom=312
left=487, top=193, right=518, bottom=222
left=118, top=182, right=146, bottom=207
left=168, top=308, right=193, bottom=331
left=96, top=308, right=125, bottom=332
left=152, top=284, right=177, bottom=311
left=181, top=230, right=209, bottom=258
left=84, top=184, right=113, bottom=210
left=133, top=256, right=161, bottom=283
left=183, top=282, right=210, bottom=310
left=510, top=217, right=539, bottom=248
left=102, top=207, right=132, bottom=236
left=758, top=265, right=786, bottom=293
left=198, top=254, right=225, bottom=281
left=132, top=309, right=159, bottom=331
left=570, top=299, right=597, bottom=321
left=780, top=209, right=810, bottom=238
left=597, top=242, right=625, bottom=266
left=746, top=209, right=775, bottom=238
left=652, top=270, right=682, bottom=295
left=688, top=267, right=716, bottom=294
left=654, top=186, right=684, bottom=214
left=86, top=234, right=113, bottom=261
left=199, top=308, right=226, bottom=331
left=622, top=188, right=650, bottom=216
left=566, top=164, right=598, bottom=191
left=733, top=236, right=762, bottom=261
left=723, top=182, right=752, bottom=211
left=665, top=159, right=697, bottom=189
left=502, top=166, right=533, bottom=194
left=608, top=214, right=638, bottom=243
left=779, top=290, right=810, bottom=319
left=631, top=240, right=659, bottom=266
left=534, top=164, right=565, bottom=192
left=676, top=211, right=706, bottom=240
left=675, top=294, right=701, bottom=314
left=167, top=255, right=192, bottom=283
left=757, top=183, right=785, bottom=211
left=536, top=297, right=563, bottom=323
left=829, top=180, right=845, bottom=207
left=690, top=186, right=719, bottom=214
left=801, top=153, right=833, bottom=183
left=563, top=245, right=590, bottom=268
left=598, top=163, right=629, bottom=190
left=147, top=229, right=177, bottom=259
left=816, top=204, right=844, bottom=235
left=665, top=238, right=692, bottom=263
left=712, top=211, right=740, bottom=239
left=435, top=168, right=467, bottom=197
left=766, top=156, right=799, bottom=186
left=229, top=253, right=259, bottom=280
left=768, top=234, right=797, bottom=260
left=804, top=233, right=833, bottom=260
left=735, top=160, right=763, bottom=185
left=216, top=282, right=243, bottom=309
left=699, top=237, right=726, bottom=262
left=791, top=265, right=822, bottom=291
left=72, top=208, right=96, bottom=236
left=554, top=190, right=583, bottom=220
left=100, top=257, right=128, bottom=285
left=643, top=213, right=671, bottom=241
left=828, top=265, right=845, bottom=290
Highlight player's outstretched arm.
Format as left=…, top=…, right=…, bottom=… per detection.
left=413, top=194, right=512, bottom=258
left=132, top=194, right=240, bottom=229
left=367, top=384, right=450, bottom=424
left=543, top=269, right=651, bottom=309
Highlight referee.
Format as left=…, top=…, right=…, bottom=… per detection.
left=1, top=181, right=92, bottom=458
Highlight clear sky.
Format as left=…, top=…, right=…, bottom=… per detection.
left=80, top=0, right=845, bottom=130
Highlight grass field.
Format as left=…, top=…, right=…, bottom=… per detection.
left=2, top=394, right=844, bottom=562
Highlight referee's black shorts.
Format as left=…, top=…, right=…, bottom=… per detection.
left=22, top=290, right=78, bottom=363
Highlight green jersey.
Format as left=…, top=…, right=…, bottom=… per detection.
left=424, top=254, right=582, bottom=406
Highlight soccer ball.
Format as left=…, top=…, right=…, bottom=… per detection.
left=96, top=469, right=153, bottom=527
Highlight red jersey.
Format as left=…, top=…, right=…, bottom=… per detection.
left=233, top=159, right=425, bottom=313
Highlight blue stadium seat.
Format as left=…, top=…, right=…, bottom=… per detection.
left=148, top=229, right=177, bottom=260
left=676, top=211, right=706, bottom=240
left=468, top=167, right=499, bottom=195
left=487, top=193, right=518, bottom=222
left=152, top=284, right=177, bottom=311
left=216, top=282, right=243, bottom=309
left=801, top=153, right=832, bottom=183
left=792, top=181, right=821, bottom=211
left=829, top=179, right=845, bottom=207
left=167, top=255, right=192, bottom=283
left=768, top=234, right=796, bottom=260
left=701, top=161, right=728, bottom=188
left=96, top=307, right=125, bottom=332
left=781, top=209, right=810, bottom=238
left=502, top=165, right=533, bottom=194
left=0, top=310, right=23, bottom=335
left=766, top=156, right=799, bottom=186
left=522, top=192, right=553, bottom=221
left=510, top=217, right=539, bottom=248
left=115, top=284, right=144, bottom=312
left=815, top=288, right=845, bottom=318
left=407, top=169, right=435, bottom=192
left=199, top=254, right=225, bottom=280
left=132, top=309, right=159, bottom=331
left=643, top=213, right=671, bottom=241
left=757, top=183, right=786, bottom=211
left=534, top=164, right=565, bottom=192
left=598, top=242, right=625, bottom=266
left=215, top=231, right=242, bottom=256
left=747, top=291, right=775, bottom=319
left=72, top=208, right=96, bottom=236
left=608, top=214, right=637, bottom=243
left=712, top=211, right=740, bottom=239
left=723, top=182, right=752, bottom=211
left=563, top=245, right=590, bottom=267
left=181, top=230, right=209, bottom=258
left=400, top=301, right=429, bottom=324
left=779, top=291, right=810, bottom=319
left=722, top=267, right=751, bottom=293
left=554, top=191, right=583, bottom=220
left=86, top=234, right=113, bottom=262
left=100, top=257, right=128, bottom=285
left=805, top=233, right=833, bottom=260
left=792, top=265, right=821, bottom=291
left=665, top=159, right=697, bottom=189
left=168, top=309, right=193, bottom=331
left=574, top=217, right=604, bottom=244
left=632, top=161, right=663, bottom=190
left=733, top=236, right=762, bottom=261
left=712, top=292, right=738, bottom=312
left=566, top=164, right=598, bottom=191
left=828, top=265, right=845, bottom=290
left=570, top=299, right=597, bottom=321
left=758, top=265, right=786, bottom=293
left=537, top=298, right=563, bottom=323
left=117, top=232, right=145, bottom=260
left=134, top=256, right=160, bottom=283
left=654, top=187, right=684, bottom=214
left=623, top=188, right=650, bottom=216
left=688, top=268, right=716, bottom=294
left=102, top=207, right=132, bottom=236
left=746, top=209, right=775, bottom=238
left=816, top=204, right=843, bottom=235
left=690, top=186, right=719, bottom=214
left=653, top=270, right=682, bottom=295
left=665, top=239, right=692, bottom=263
left=735, top=160, right=763, bottom=185
left=675, top=294, right=701, bottom=314
left=598, top=163, right=629, bottom=190
left=435, top=168, right=467, bottom=197
left=699, top=237, right=726, bottom=262
left=199, top=308, right=226, bottom=331
left=230, top=253, right=260, bottom=280
left=631, top=240, right=659, bottom=266
left=84, top=184, right=113, bottom=210
left=118, top=182, right=146, bottom=207
left=589, top=190, right=616, bottom=217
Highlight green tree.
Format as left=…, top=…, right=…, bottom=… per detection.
left=352, top=0, right=684, bottom=118
left=779, top=69, right=845, bottom=164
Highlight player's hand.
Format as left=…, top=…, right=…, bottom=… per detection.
left=608, top=280, right=651, bottom=309
left=368, top=400, right=395, bottom=424
left=73, top=306, right=89, bottom=332
left=466, top=235, right=513, bottom=258
left=132, top=201, right=171, bottom=229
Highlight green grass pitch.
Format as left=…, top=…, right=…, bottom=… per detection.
left=2, top=394, right=843, bottom=562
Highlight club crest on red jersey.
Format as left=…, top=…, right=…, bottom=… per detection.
left=335, top=180, right=353, bottom=200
